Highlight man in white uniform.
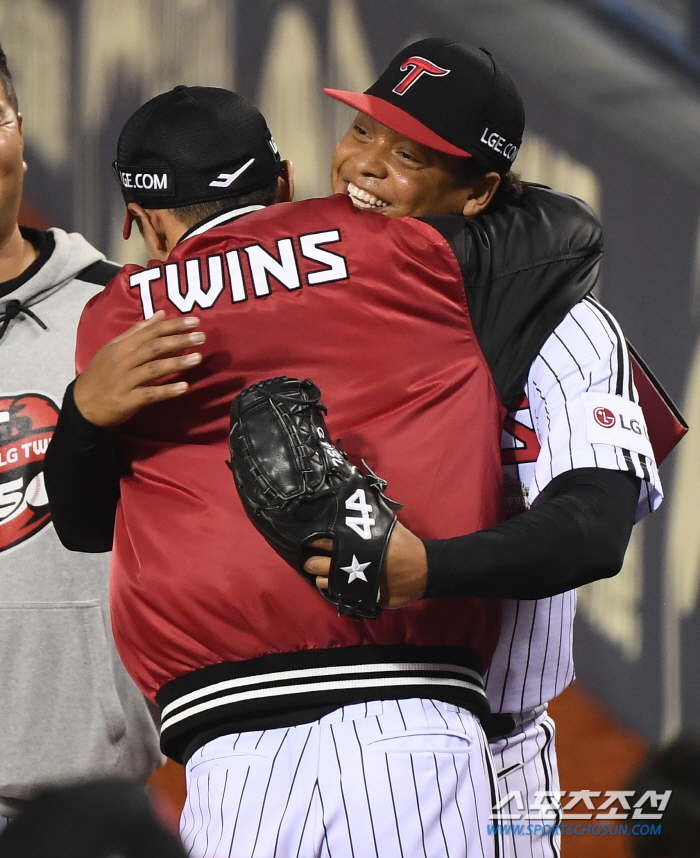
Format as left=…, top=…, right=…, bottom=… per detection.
left=313, top=39, right=663, bottom=858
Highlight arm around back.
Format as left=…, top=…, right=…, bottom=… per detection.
left=423, top=467, right=641, bottom=601
left=44, top=380, right=123, bottom=552
left=44, top=311, right=208, bottom=551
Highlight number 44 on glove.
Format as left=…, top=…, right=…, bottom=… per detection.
left=228, top=377, right=402, bottom=620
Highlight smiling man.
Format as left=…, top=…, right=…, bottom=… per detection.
left=309, top=38, right=663, bottom=858
left=326, top=39, right=521, bottom=221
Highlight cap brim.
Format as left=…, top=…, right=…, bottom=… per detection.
left=323, top=89, right=471, bottom=159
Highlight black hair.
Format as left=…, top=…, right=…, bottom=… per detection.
left=0, top=44, right=19, bottom=113
left=168, top=178, right=281, bottom=230
left=490, top=171, right=523, bottom=209
left=460, top=157, right=523, bottom=211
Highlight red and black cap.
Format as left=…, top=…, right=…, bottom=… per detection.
left=325, top=37, right=524, bottom=175
left=115, top=85, right=283, bottom=238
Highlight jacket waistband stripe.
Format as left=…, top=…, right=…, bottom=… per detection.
left=161, top=661, right=484, bottom=720
left=161, top=674, right=485, bottom=734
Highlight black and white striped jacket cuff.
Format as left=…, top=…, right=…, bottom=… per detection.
left=157, top=645, right=488, bottom=762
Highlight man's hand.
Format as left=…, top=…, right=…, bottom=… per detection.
left=304, top=520, right=429, bottom=609
left=73, top=310, right=206, bottom=427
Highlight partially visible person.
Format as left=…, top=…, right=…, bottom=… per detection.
left=629, top=736, right=700, bottom=858
left=0, top=780, right=186, bottom=858
left=0, top=43, right=162, bottom=828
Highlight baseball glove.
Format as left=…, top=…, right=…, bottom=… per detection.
left=228, top=376, right=402, bottom=620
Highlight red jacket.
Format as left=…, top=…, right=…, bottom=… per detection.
left=77, top=196, right=505, bottom=760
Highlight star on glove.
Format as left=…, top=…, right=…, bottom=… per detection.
left=340, top=555, right=371, bottom=584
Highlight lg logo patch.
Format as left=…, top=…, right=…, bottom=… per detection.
left=594, top=407, right=616, bottom=428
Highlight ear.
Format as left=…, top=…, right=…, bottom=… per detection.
left=17, top=113, right=26, bottom=171
left=129, top=203, right=170, bottom=261
left=277, top=159, right=295, bottom=203
left=462, top=171, right=501, bottom=219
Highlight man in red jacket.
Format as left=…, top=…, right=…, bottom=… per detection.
left=60, top=79, right=515, bottom=858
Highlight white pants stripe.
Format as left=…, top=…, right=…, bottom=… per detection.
left=181, top=698, right=504, bottom=858
left=489, top=708, right=561, bottom=858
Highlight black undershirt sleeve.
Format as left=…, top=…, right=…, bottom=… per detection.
left=43, top=380, right=123, bottom=553
left=422, top=467, right=641, bottom=600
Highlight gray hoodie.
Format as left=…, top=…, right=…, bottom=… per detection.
left=0, top=227, right=163, bottom=817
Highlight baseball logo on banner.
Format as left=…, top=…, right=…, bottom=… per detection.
left=0, top=393, right=59, bottom=552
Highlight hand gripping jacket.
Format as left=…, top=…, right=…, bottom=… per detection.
left=229, top=377, right=400, bottom=620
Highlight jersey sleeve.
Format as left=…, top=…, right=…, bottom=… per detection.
left=526, top=296, right=662, bottom=521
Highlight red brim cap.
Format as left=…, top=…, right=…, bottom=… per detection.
left=323, top=88, right=472, bottom=159
left=123, top=207, right=134, bottom=240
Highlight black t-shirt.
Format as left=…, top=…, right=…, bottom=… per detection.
left=0, top=227, right=54, bottom=297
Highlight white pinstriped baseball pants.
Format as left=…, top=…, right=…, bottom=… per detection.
left=181, top=698, right=504, bottom=858
left=489, top=708, right=561, bottom=858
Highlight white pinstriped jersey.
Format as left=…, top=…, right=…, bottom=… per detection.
left=485, top=297, right=663, bottom=714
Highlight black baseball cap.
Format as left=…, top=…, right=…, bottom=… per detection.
left=115, top=85, right=283, bottom=238
left=324, top=37, right=524, bottom=175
